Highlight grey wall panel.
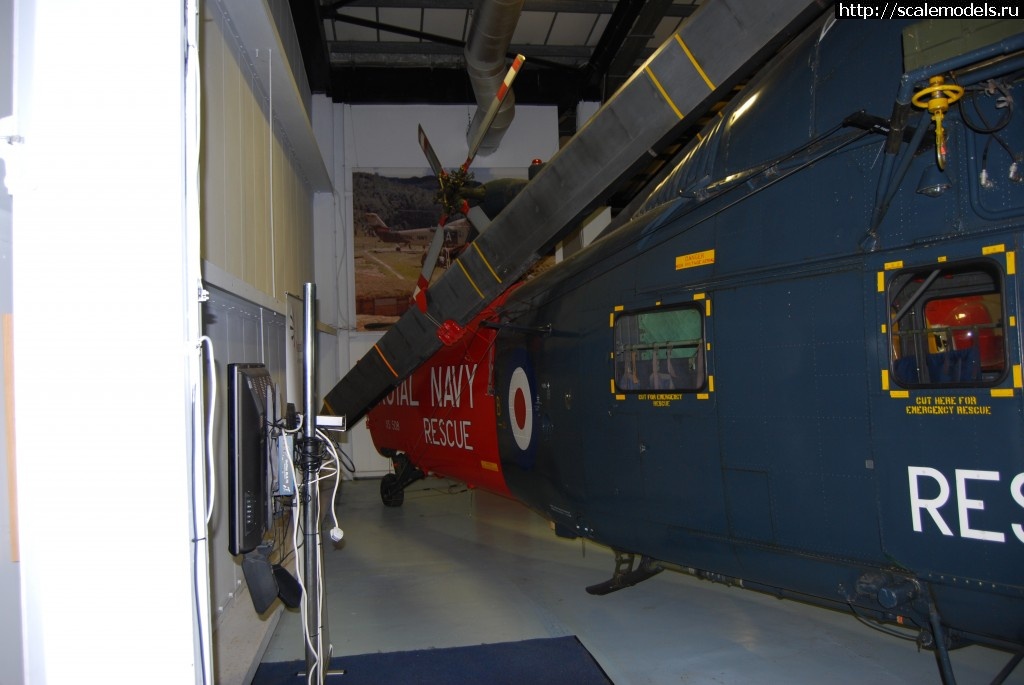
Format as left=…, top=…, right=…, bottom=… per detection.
left=203, top=286, right=285, bottom=631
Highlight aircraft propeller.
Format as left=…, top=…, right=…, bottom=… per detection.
left=413, top=53, right=526, bottom=314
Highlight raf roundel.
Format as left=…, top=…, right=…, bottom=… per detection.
left=508, top=366, right=533, bottom=451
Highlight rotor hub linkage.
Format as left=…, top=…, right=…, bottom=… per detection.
left=436, top=167, right=474, bottom=217
left=912, top=75, right=965, bottom=170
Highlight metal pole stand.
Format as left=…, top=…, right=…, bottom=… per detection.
left=296, top=282, right=344, bottom=683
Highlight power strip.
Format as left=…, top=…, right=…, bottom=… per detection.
left=274, top=435, right=295, bottom=496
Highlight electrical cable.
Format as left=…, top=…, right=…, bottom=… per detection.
left=317, top=428, right=356, bottom=473
left=283, top=452, right=321, bottom=684
left=285, top=413, right=304, bottom=434
left=189, top=385, right=209, bottom=685
left=336, top=444, right=356, bottom=474
left=316, top=429, right=345, bottom=535
left=282, top=431, right=338, bottom=683
left=190, top=335, right=215, bottom=683
left=185, top=0, right=210, bottom=673
left=199, top=335, right=217, bottom=524
left=957, top=79, right=1013, bottom=135
left=188, top=334, right=216, bottom=683
left=846, top=602, right=921, bottom=642
left=308, top=434, right=336, bottom=677
left=956, top=78, right=1021, bottom=187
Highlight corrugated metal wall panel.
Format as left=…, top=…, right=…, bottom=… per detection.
left=201, top=1, right=314, bottom=309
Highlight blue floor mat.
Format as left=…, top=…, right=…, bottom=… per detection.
left=252, top=635, right=614, bottom=685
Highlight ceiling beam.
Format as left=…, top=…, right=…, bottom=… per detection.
left=290, top=0, right=333, bottom=92
left=584, top=0, right=646, bottom=97
left=605, top=0, right=678, bottom=94
left=335, top=1, right=613, bottom=11
left=330, top=0, right=697, bottom=15
left=327, top=63, right=597, bottom=112
left=328, top=40, right=591, bottom=66
left=329, top=12, right=577, bottom=70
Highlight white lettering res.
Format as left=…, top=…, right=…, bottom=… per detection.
left=956, top=470, right=1004, bottom=542
left=1013, top=473, right=1024, bottom=544
left=909, top=466, right=953, bottom=536
left=909, top=466, right=1024, bottom=543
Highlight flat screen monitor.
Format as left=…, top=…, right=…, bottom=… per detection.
left=227, top=362, right=275, bottom=556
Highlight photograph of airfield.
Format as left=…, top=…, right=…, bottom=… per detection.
left=352, top=169, right=555, bottom=331
left=353, top=170, right=444, bottom=330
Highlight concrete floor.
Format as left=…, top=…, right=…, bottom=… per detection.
left=263, top=478, right=1021, bottom=685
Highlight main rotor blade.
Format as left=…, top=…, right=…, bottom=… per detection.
left=463, top=53, right=525, bottom=171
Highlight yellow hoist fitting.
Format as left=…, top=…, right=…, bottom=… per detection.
left=911, top=75, right=964, bottom=170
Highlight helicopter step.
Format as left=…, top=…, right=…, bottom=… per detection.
left=586, top=551, right=664, bottom=596
left=991, top=651, right=1024, bottom=685
left=379, top=452, right=425, bottom=508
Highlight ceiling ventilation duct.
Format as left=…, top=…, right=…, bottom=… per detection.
left=464, top=0, right=524, bottom=156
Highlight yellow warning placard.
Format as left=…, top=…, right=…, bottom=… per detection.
left=675, top=249, right=715, bottom=271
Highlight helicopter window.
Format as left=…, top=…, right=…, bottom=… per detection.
left=614, top=306, right=705, bottom=392
left=888, top=260, right=1006, bottom=388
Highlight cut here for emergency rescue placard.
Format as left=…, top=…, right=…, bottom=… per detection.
left=904, top=395, right=993, bottom=415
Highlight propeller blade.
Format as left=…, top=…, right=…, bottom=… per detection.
left=463, top=53, right=525, bottom=171
left=418, top=124, right=446, bottom=181
left=465, top=205, right=492, bottom=234
left=412, top=224, right=449, bottom=312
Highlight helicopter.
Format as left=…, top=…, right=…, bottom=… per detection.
left=326, top=6, right=1024, bottom=684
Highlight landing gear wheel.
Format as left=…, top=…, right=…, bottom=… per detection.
left=380, top=473, right=405, bottom=507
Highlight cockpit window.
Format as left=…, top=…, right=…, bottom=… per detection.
left=614, top=306, right=705, bottom=392
left=889, top=260, right=1006, bottom=387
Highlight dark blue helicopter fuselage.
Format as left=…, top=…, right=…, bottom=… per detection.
left=492, top=16, right=1024, bottom=651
